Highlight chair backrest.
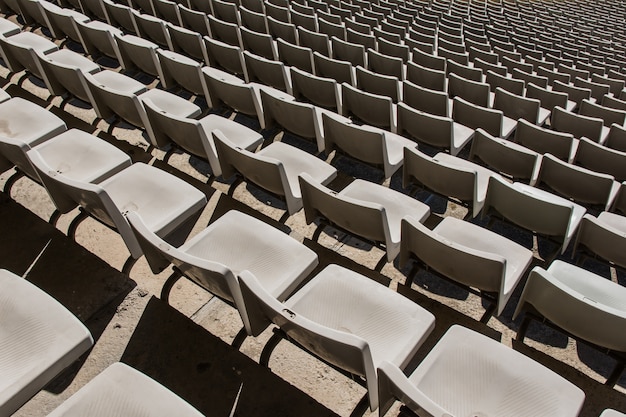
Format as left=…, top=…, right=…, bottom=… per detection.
left=446, top=59, right=482, bottom=82
left=202, top=67, right=258, bottom=117
left=448, top=73, right=490, bottom=107
left=574, top=76, right=611, bottom=102
left=367, top=48, right=403, bottom=78
left=167, top=23, right=208, bottom=63
left=178, top=4, right=210, bottom=35
left=204, top=36, right=246, bottom=77
left=290, top=66, right=340, bottom=111
left=207, top=14, right=241, bottom=47
left=355, top=65, right=400, bottom=102
left=483, top=175, right=573, bottom=240
left=331, top=36, right=365, bottom=66
left=260, top=88, right=322, bottom=152
left=551, top=105, right=603, bottom=141
left=601, top=94, right=626, bottom=112
left=240, top=5, right=268, bottom=33
left=402, top=81, right=448, bottom=117
left=133, top=12, right=172, bottom=50
left=243, top=51, right=291, bottom=93
left=536, top=66, right=570, bottom=87
left=341, top=83, right=395, bottom=131
left=397, top=102, right=453, bottom=150
left=298, top=173, right=388, bottom=246
left=552, top=80, right=591, bottom=108
left=43, top=3, right=88, bottom=42
left=486, top=70, right=524, bottom=96
left=377, top=37, right=409, bottom=63
left=399, top=216, right=505, bottom=295
left=240, top=26, right=277, bottom=60
left=346, top=27, right=376, bottom=50
left=493, top=87, right=540, bottom=124
left=592, top=74, right=625, bottom=96
left=313, top=51, right=354, bottom=85
left=212, top=130, right=288, bottom=199
left=452, top=96, right=503, bottom=137
left=114, top=34, right=162, bottom=77
left=579, top=99, right=626, bottom=127
left=152, top=0, right=181, bottom=25
left=104, top=0, right=139, bottom=34
left=512, top=67, right=548, bottom=89
left=298, top=26, right=330, bottom=56
left=469, top=128, right=540, bottom=183
left=156, top=49, right=207, bottom=96
left=411, top=46, right=446, bottom=71
left=536, top=153, right=617, bottom=208
left=33, top=50, right=94, bottom=103
left=514, top=118, right=575, bottom=161
left=405, top=61, right=446, bottom=91
left=604, top=123, right=626, bottom=152
left=525, top=82, right=568, bottom=112
left=277, top=38, right=313, bottom=73
left=402, top=147, right=476, bottom=204
left=437, top=45, right=468, bottom=65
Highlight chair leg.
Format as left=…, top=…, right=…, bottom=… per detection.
left=160, top=269, right=182, bottom=303
left=278, top=210, right=290, bottom=224
left=479, top=303, right=496, bottom=324
left=516, top=315, right=533, bottom=342
left=227, top=177, right=243, bottom=197
left=121, top=255, right=137, bottom=275
left=3, top=170, right=24, bottom=194
left=48, top=209, right=61, bottom=226
left=405, top=262, right=420, bottom=286
left=259, top=329, right=284, bottom=368
left=67, top=210, right=89, bottom=240
left=348, top=393, right=369, bottom=417
left=231, top=326, right=248, bottom=349
left=311, top=223, right=326, bottom=242
left=374, top=253, right=387, bottom=272
left=606, top=362, right=625, bottom=387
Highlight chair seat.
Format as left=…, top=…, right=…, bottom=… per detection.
left=0, top=97, right=66, bottom=146
left=5, top=31, right=58, bottom=54
left=91, top=70, right=146, bottom=95
left=0, top=17, right=21, bottom=37
left=501, top=114, right=517, bottom=139
left=258, top=141, right=337, bottom=199
left=201, top=115, right=262, bottom=151
left=400, top=325, right=585, bottom=417
left=597, top=211, right=626, bottom=233
left=0, top=89, right=9, bottom=103
left=84, top=19, right=123, bottom=35
left=119, top=33, right=158, bottom=48
left=340, top=179, right=430, bottom=245
left=180, top=210, right=318, bottom=300
left=158, top=48, right=199, bottom=66
left=452, top=121, right=474, bottom=152
left=31, top=129, right=131, bottom=184
left=434, top=217, right=533, bottom=298
left=44, top=49, right=101, bottom=74
left=285, top=264, right=435, bottom=369
left=0, top=269, right=93, bottom=417
left=98, top=163, right=206, bottom=237
left=138, top=89, right=202, bottom=119
left=537, top=106, right=550, bottom=126
left=382, top=131, right=418, bottom=168
left=47, top=363, right=203, bottom=417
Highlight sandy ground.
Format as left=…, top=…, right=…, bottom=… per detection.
left=0, top=26, right=625, bottom=417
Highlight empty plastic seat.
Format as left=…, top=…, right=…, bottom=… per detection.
left=514, top=118, right=577, bottom=162
left=552, top=80, right=591, bottom=110
left=132, top=12, right=173, bottom=50
left=313, top=51, right=354, bottom=85
left=367, top=48, right=403, bottom=79
left=74, top=19, right=123, bottom=62
left=397, top=102, right=473, bottom=156
left=575, top=76, right=611, bottom=102
left=604, top=123, right=626, bottom=151
left=26, top=129, right=132, bottom=214
left=167, top=23, right=209, bottom=63
left=243, top=51, right=292, bottom=94
left=260, top=88, right=325, bottom=153
left=452, top=97, right=515, bottom=139
left=551, top=106, right=605, bottom=142
left=240, top=26, right=277, bottom=60
left=579, top=99, right=626, bottom=128
left=574, top=136, right=626, bottom=182
left=178, top=4, right=210, bottom=35
left=213, top=131, right=337, bottom=216
left=156, top=49, right=208, bottom=97
left=405, top=61, right=446, bottom=91
left=483, top=176, right=586, bottom=255
left=0, top=31, right=58, bottom=79
left=526, top=82, right=576, bottom=113
left=142, top=98, right=262, bottom=176
left=204, top=36, right=246, bottom=77
left=289, top=67, right=341, bottom=112
left=403, top=147, right=499, bottom=218
left=47, top=363, right=204, bottom=417
left=297, top=26, right=330, bottom=56
left=355, top=65, right=401, bottom=103
left=514, top=260, right=626, bottom=386
left=400, top=216, right=533, bottom=321
left=331, top=36, right=365, bottom=67
left=377, top=325, right=585, bottom=417
left=402, top=80, right=449, bottom=117
left=114, top=34, right=163, bottom=79
left=127, top=209, right=318, bottom=321
left=535, top=153, right=620, bottom=211
left=322, top=111, right=416, bottom=178
left=0, top=269, right=94, bottom=417
left=276, top=38, right=313, bottom=73
left=448, top=73, right=491, bottom=107
left=239, top=263, right=435, bottom=411
left=493, top=87, right=548, bottom=126
left=574, top=212, right=626, bottom=270
left=207, top=14, right=242, bottom=47
left=341, top=83, right=397, bottom=133
left=0, top=97, right=67, bottom=181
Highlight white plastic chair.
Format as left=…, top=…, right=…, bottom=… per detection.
left=239, top=263, right=436, bottom=412
left=0, top=269, right=93, bottom=417
left=377, top=325, right=585, bottom=417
